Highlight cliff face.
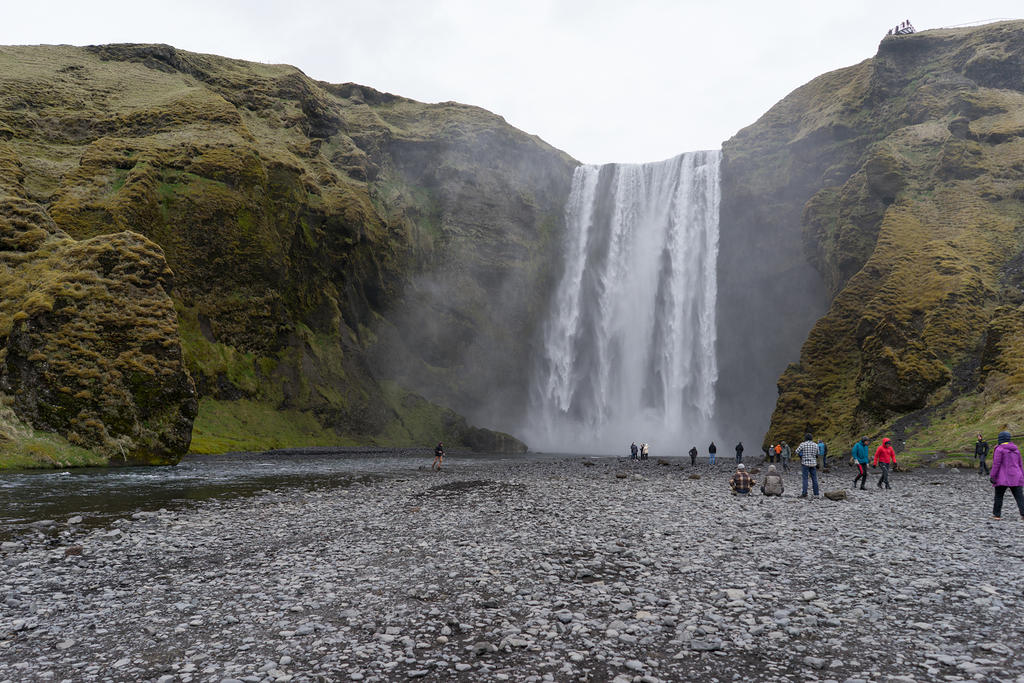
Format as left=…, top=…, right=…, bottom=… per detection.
left=0, top=44, right=576, bottom=462
left=720, top=21, right=1024, bottom=453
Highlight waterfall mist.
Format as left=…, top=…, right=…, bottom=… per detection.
left=525, top=151, right=721, bottom=454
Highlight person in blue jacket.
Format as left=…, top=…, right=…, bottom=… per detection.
left=851, top=436, right=870, bottom=489
left=818, top=439, right=828, bottom=468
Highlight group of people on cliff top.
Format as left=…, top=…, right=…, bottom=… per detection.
left=887, top=19, right=915, bottom=36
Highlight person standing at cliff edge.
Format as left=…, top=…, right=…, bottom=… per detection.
left=631, top=442, right=639, bottom=461
left=708, top=441, right=717, bottom=465
left=989, top=431, right=1024, bottom=520
left=851, top=436, right=870, bottom=490
left=975, top=434, right=990, bottom=475
left=872, top=437, right=896, bottom=489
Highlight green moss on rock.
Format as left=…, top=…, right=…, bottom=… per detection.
left=724, top=21, right=1024, bottom=451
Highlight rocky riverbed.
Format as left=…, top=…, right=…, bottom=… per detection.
left=2, top=455, right=1023, bottom=682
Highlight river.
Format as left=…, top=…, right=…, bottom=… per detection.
left=0, top=448, right=552, bottom=540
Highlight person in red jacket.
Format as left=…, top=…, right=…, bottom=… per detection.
left=873, top=437, right=897, bottom=489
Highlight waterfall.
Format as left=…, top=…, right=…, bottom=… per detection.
left=526, top=150, right=721, bottom=454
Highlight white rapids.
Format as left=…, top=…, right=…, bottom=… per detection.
left=525, top=150, right=721, bottom=454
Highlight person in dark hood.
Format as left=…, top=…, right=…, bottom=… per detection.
left=688, top=445, right=698, bottom=466
left=630, top=442, right=639, bottom=460
left=432, top=442, right=445, bottom=471
left=735, top=441, right=744, bottom=465
left=975, top=433, right=990, bottom=475
left=708, top=441, right=717, bottom=465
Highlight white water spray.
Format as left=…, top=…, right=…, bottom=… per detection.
left=526, top=151, right=721, bottom=454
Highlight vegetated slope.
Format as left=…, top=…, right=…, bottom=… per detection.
left=0, top=43, right=576, bottom=460
left=722, top=21, right=1024, bottom=455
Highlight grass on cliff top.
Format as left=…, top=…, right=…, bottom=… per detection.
left=189, top=397, right=357, bottom=454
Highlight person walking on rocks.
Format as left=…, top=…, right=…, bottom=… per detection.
left=640, top=442, right=649, bottom=460
left=760, top=464, right=784, bottom=496
left=817, top=438, right=828, bottom=468
left=851, top=436, right=870, bottom=490
left=730, top=463, right=754, bottom=496
left=689, top=445, right=698, bottom=467
left=975, top=434, right=990, bottom=475
left=989, top=430, right=1024, bottom=520
left=797, top=434, right=820, bottom=498
left=708, top=441, right=717, bottom=465
left=872, top=437, right=896, bottom=489
left=432, top=442, right=445, bottom=471
left=780, top=442, right=791, bottom=473
left=735, top=441, right=744, bottom=465
left=631, top=442, right=639, bottom=461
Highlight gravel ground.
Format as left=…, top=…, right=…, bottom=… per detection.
left=2, top=456, right=1023, bottom=683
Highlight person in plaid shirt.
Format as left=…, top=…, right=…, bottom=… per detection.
left=729, top=464, right=755, bottom=495
left=797, top=433, right=820, bottom=497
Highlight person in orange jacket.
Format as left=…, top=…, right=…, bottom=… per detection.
left=872, top=437, right=897, bottom=489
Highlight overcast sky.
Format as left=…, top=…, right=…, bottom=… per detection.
left=4, top=1, right=1021, bottom=164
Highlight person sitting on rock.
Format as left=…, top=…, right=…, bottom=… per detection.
left=730, top=463, right=754, bottom=496
left=760, top=464, right=783, bottom=496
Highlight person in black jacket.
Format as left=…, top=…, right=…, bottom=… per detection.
left=708, top=441, right=717, bottom=465
left=630, top=442, right=639, bottom=461
left=975, top=434, right=990, bottom=475
left=688, top=445, right=698, bottom=466
left=735, top=441, right=744, bottom=465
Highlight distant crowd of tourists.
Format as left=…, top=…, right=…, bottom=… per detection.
left=430, top=424, right=1024, bottom=519
left=616, top=427, right=1024, bottom=518
left=729, top=433, right=893, bottom=497
left=724, top=428, right=1024, bottom=520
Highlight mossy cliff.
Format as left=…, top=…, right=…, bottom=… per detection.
left=0, top=181, right=196, bottom=465
left=719, top=21, right=1024, bottom=453
left=0, top=44, right=574, bottom=463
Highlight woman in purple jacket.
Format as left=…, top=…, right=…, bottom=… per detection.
left=990, top=431, right=1024, bottom=520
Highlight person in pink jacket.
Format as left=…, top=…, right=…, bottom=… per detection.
left=990, top=430, right=1024, bottom=520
